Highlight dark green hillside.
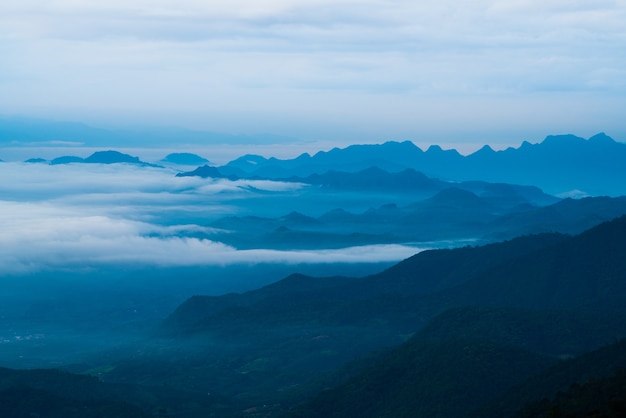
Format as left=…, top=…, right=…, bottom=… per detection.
left=0, top=367, right=151, bottom=417
left=417, top=307, right=626, bottom=357
left=515, top=368, right=626, bottom=418
left=288, top=309, right=626, bottom=418
left=164, top=232, right=567, bottom=334
left=443, top=214, right=626, bottom=312
left=365, top=232, right=567, bottom=295
left=0, top=386, right=148, bottom=418
left=475, top=338, right=626, bottom=418
left=287, top=338, right=555, bottom=418
left=0, top=366, right=232, bottom=418
left=163, top=273, right=361, bottom=331
left=147, top=215, right=626, bottom=416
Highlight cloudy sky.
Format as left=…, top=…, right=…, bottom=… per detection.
left=1, top=0, right=625, bottom=147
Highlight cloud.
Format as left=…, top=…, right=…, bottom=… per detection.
left=1, top=1, right=625, bottom=143
left=0, top=161, right=279, bottom=218
left=0, top=162, right=419, bottom=273
left=0, top=161, right=303, bottom=198
left=0, top=200, right=420, bottom=273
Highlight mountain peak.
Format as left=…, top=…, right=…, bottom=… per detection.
left=161, top=152, right=209, bottom=166
left=428, top=187, right=485, bottom=207
left=425, top=145, right=461, bottom=157
left=520, top=140, right=533, bottom=149
left=541, top=134, right=586, bottom=147
left=84, top=150, right=141, bottom=164
left=470, top=144, right=496, bottom=157
left=176, top=165, right=226, bottom=178
left=588, top=132, right=616, bottom=144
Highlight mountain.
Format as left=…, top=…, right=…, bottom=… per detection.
left=162, top=231, right=568, bottom=334
left=85, top=150, right=160, bottom=166
left=163, top=215, right=626, bottom=356
left=288, top=330, right=626, bottom=418
left=0, top=366, right=232, bottom=417
left=208, top=194, right=626, bottom=250
left=50, top=155, right=85, bottom=164
left=0, top=386, right=147, bottom=418
left=179, top=164, right=559, bottom=208
left=0, top=367, right=153, bottom=418
left=165, top=214, right=626, bottom=339
left=160, top=152, right=209, bottom=166
left=49, top=150, right=158, bottom=166
left=84, top=150, right=141, bottom=164
left=212, top=134, right=626, bottom=196
left=512, top=368, right=626, bottom=418
left=475, top=338, right=626, bottom=418
left=287, top=338, right=555, bottom=418
left=459, top=133, right=626, bottom=196
left=439, top=214, right=626, bottom=312
left=5, top=117, right=625, bottom=194
left=417, top=306, right=626, bottom=357
left=284, top=166, right=443, bottom=193
left=485, top=195, right=626, bottom=239
left=175, top=164, right=234, bottom=179
left=96, top=215, right=626, bottom=416
left=219, top=141, right=428, bottom=178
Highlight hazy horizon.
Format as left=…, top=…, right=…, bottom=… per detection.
left=1, top=114, right=623, bottom=166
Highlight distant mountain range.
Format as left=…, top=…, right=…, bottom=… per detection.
left=207, top=194, right=626, bottom=249
left=5, top=126, right=625, bottom=196
left=159, top=152, right=210, bottom=166
left=3, top=117, right=625, bottom=197
left=198, top=133, right=624, bottom=196
left=23, top=150, right=160, bottom=167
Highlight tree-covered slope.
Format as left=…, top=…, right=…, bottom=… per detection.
left=287, top=338, right=555, bottom=418
left=475, top=339, right=626, bottom=418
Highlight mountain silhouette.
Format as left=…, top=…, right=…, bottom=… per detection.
left=175, top=164, right=232, bottom=179
left=160, top=152, right=209, bottom=166
left=84, top=150, right=142, bottom=164
left=48, top=150, right=158, bottom=166
left=166, top=215, right=626, bottom=340
left=208, top=193, right=626, bottom=250
left=50, top=155, right=85, bottom=164
left=210, top=134, right=626, bottom=196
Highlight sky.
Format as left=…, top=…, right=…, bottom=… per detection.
left=1, top=0, right=626, bottom=148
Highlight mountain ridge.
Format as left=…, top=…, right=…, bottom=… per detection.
left=212, top=133, right=626, bottom=196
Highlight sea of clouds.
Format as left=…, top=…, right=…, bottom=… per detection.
left=0, top=162, right=420, bottom=273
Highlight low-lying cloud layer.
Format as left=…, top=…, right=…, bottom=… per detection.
left=0, top=163, right=420, bottom=273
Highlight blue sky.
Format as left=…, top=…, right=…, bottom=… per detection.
left=1, top=0, right=625, bottom=148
